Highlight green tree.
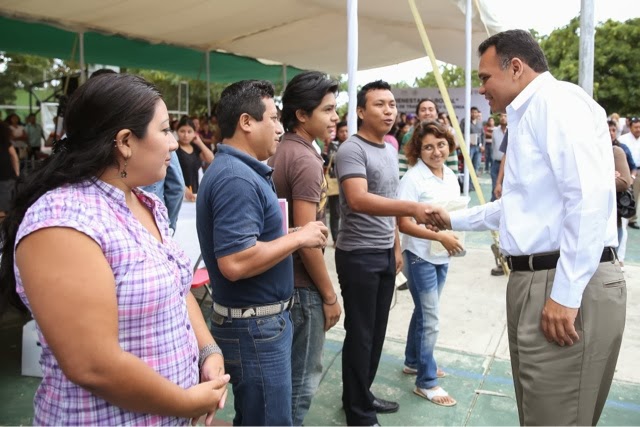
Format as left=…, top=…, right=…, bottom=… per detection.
left=0, top=52, right=66, bottom=105
left=414, top=63, right=481, bottom=88
left=540, top=17, right=640, bottom=114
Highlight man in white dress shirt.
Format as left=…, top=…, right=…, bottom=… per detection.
left=433, top=29, right=626, bottom=426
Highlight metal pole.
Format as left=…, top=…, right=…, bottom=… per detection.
left=579, top=0, right=595, bottom=96
left=347, top=0, right=358, bottom=135
left=282, top=64, right=287, bottom=94
left=206, top=50, right=211, bottom=116
left=78, top=31, right=86, bottom=84
left=462, top=0, right=472, bottom=196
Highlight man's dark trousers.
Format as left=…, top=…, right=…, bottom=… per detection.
left=336, top=247, right=396, bottom=426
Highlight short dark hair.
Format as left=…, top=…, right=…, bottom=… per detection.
left=216, top=80, right=275, bottom=140
left=1, top=73, right=162, bottom=313
left=336, top=121, right=348, bottom=131
left=478, top=29, right=548, bottom=73
left=471, top=106, right=480, bottom=113
left=89, top=68, right=117, bottom=79
left=405, top=120, right=455, bottom=166
left=415, top=98, right=439, bottom=116
left=608, top=120, right=617, bottom=128
left=356, top=80, right=392, bottom=127
left=281, top=71, right=338, bottom=132
left=177, top=116, right=196, bottom=131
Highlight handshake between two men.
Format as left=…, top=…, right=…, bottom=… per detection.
left=412, top=204, right=452, bottom=232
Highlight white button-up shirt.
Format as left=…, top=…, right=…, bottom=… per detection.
left=450, top=72, right=617, bottom=308
left=398, top=160, right=460, bottom=265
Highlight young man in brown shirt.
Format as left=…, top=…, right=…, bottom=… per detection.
left=269, top=71, right=342, bottom=426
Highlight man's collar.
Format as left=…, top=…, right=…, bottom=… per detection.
left=508, top=71, right=553, bottom=114
left=217, top=143, right=273, bottom=177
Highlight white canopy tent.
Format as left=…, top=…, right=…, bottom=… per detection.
left=0, top=0, right=504, bottom=74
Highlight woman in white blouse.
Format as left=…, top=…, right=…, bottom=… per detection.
left=397, top=120, right=463, bottom=407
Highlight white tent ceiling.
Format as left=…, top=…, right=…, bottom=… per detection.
left=0, top=0, right=506, bottom=74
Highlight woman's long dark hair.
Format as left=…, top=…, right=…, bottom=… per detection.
left=0, top=73, right=162, bottom=314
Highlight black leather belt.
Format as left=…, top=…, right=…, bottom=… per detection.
left=506, top=247, right=616, bottom=272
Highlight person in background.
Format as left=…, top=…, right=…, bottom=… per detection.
left=433, top=29, right=625, bottom=426
left=0, top=73, right=229, bottom=426
left=483, top=116, right=495, bottom=173
left=610, top=122, right=633, bottom=247
left=327, top=121, right=348, bottom=245
left=398, top=120, right=462, bottom=407
left=25, top=113, right=44, bottom=162
left=399, top=99, right=439, bottom=178
left=175, top=117, right=214, bottom=202
left=490, top=114, right=507, bottom=202
left=0, top=123, right=19, bottom=220
left=199, top=118, right=215, bottom=149
left=269, top=71, right=342, bottom=425
left=610, top=120, right=636, bottom=271
left=6, top=113, right=27, bottom=145
left=459, top=107, right=484, bottom=175
left=395, top=121, right=410, bottom=143
left=618, top=117, right=640, bottom=229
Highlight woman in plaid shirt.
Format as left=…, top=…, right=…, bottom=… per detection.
left=0, top=73, right=228, bottom=425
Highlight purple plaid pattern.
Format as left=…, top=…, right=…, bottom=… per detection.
left=15, top=179, right=198, bottom=425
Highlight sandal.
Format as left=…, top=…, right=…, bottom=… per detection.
left=413, top=386, right=457, bottom=407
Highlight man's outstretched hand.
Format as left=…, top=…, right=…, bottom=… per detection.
left=427, top=206, right=451, bottom=231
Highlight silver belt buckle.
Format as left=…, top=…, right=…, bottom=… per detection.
left=241, top=308, right=256, bottom=318
left=528, top=255, right=535, bottom=271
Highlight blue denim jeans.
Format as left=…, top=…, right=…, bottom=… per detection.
left=210, top=311, right=293, bottom=426
left=403, top=250, right=449, bottom=390
left=291, top=287, right=325, bottom=426
left=470, top=145, right=482, bottom=174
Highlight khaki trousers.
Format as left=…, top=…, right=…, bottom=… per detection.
left=506, top=261, right=626, bottom=426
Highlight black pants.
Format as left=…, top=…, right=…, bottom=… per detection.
left=336, top=247, right=396, bottom=426
left=328, top=195, right=340, bottom=242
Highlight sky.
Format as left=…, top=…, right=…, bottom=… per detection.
left=354, top=0, right=639, bottom=86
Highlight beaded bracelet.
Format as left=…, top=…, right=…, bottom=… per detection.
left=199, top=343, right=223, bottom=370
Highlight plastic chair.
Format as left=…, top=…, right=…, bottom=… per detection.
left=191, top=254, right=212, bottom=307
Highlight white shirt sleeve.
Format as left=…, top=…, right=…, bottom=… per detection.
left=539, top=98, right=612, bottom=308
left=450, top=199, right=501, bottom=232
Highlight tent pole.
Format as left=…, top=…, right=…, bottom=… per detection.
left=578, top=0, right=595, bottom=96
left=206, top=50, right=211, bottom=116
left=282, top=64, right=287, bottom=94
left=408, top=0, right=507, bottom=273
left=347, top=0, right=358, bottom=135
left=79, top=31, right=86, bottom=84
left=462, top=0, right=472, bottom=197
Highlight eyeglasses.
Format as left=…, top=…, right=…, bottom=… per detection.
left=629, top=117, right=640, bottom=124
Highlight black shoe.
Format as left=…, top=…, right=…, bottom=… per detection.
left=629, top=222, right=640, bottom=230
left=491, top=266, right=504, bottom=276
left=397, top=282, right=408, bottom=291
left=372, top=397, right=399, bottom=414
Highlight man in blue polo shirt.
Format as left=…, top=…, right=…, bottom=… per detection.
left=196, top=79, right=328, bottom=426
